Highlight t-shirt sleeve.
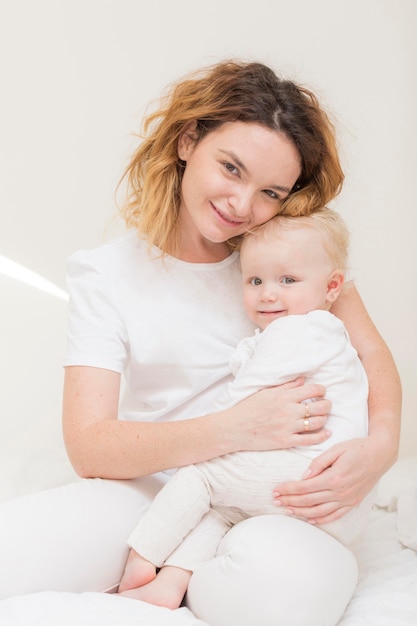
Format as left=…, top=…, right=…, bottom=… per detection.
left=63, top=250, right=128, bottom=373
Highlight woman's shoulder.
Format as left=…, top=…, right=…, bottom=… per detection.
left=67, top=230, right=146, bottom=275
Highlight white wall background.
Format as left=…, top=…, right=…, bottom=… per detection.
left=1, top=0, right=416, bottom=459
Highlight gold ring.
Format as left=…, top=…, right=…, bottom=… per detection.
left=304, top=403, right=311, bottom=431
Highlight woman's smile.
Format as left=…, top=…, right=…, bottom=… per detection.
left=210, top=202, right=247, bottom=227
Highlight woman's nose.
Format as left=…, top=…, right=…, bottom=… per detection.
left=228, top=190, right=252, bottom=217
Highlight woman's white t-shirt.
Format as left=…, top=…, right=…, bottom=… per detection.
left=64, top=230, right=255, bottom=424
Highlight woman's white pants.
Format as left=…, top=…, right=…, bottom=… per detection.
left=0, top=477, right=358, bottom=626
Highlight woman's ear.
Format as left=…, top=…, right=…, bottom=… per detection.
left=178, top=121, right=198, bottom=161
left=326, top=270, right=344, bottom=305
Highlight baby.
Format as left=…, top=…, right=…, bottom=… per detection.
left=118, top=208, right=372, bottom=608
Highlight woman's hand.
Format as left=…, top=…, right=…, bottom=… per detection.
left=273, top=434, right=395, bottom=524
left=225, top=379, right=331, bottom=453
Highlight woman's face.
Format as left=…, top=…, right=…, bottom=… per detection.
left=177, top=121, right=301, bottom=259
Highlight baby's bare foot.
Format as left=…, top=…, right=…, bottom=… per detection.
left=118, top=549, right=156, bottom=593
left=120, top=566, right=192, bottom=610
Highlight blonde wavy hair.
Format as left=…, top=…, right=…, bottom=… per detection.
left=119, top=60, right=344, bottom=255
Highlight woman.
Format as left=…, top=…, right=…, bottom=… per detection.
left=2, top=61, right=401, bottom=625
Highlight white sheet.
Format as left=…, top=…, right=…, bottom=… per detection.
left=0, top=593, right=208, bottom=626
left=339, top=508, right=417, bottom=625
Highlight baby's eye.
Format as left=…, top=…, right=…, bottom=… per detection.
left=281, top=277, right=296, bottom=284
left=250, top=277, right=262, bottom=286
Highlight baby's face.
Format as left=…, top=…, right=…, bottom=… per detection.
left=240, top=225, right=337, bottom=330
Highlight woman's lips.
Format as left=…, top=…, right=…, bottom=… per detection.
left=211, top=202, right=245, bottom=227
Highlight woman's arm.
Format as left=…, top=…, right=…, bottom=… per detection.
left=273, top=282, right=402, bottom=523
left=334, top=282, right=401, bottom=455
left=63, top=366, right=331, bottom=479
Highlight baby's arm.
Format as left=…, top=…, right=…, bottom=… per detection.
left=214, top=315, right=326, bottom=413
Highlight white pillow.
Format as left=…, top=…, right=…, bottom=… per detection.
left=397, top=475, right=417, bottom=551
left=375, top=456, right=417, bottom=551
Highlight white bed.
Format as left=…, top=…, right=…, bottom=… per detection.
left=1, top=277, right=417, bottom=625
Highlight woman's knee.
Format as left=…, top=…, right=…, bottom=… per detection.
left=187, top=514, right=357, bottom=626
left=0, top=476, right=163, bottom=598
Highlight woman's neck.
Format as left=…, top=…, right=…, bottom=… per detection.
left=176, top=244, right=232, bottom=263
left=176, top=230, right=232, bottom=263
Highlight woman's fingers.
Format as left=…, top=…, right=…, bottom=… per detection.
left=294, top=398, right=331, bottom=439
left=272, top=441, right=372, bottom=521
left=281, top=500, right=351, bottom=525
left=232, top=382, right=331, bottom=451
left=272, top=486, right=349, bottom=522
left=290, top=428, right=332, bottom=447
left=297, top=413, right=330, bottom=433
left=289, top=382, right=327, bottom=403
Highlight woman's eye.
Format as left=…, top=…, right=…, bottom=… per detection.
left=223, top=162, right=238, bottom=175
left=250, top=277, right=262, bottom=286
left=282, top=277, right=295, bottom=284
left=263, top=189, right=280, bottom=200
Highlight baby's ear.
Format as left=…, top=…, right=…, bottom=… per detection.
left=326, top=270, right=344, bottom=304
